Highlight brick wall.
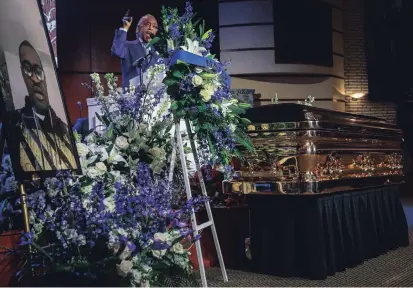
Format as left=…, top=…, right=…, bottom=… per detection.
left=342, top=0, right=397, bottom=123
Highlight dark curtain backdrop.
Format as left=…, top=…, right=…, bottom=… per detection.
left=56, top=0, right=219, bottom=124
left=365, top=0, right=413, bottom=102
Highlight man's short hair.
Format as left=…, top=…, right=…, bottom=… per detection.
left=136, top=14, right=156, bottom=33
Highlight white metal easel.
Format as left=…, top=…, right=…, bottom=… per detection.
left=168, top=118, right=228, bottom=287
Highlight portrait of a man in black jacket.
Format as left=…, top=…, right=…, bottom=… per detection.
left=6, top=40, right=77, bottom=172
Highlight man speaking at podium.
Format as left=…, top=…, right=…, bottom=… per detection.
left=111, top=13, right=160, bottom=91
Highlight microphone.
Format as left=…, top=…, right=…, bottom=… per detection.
left=77, top=101, right=83, bottom=117
left=149, top=33, right=156, bottom=39
left=132, top=53, right=151, bottom=67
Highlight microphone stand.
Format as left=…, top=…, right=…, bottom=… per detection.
left=133, top=53, right=152, bottom=93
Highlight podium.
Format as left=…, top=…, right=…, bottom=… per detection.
left=86, top=98, right=105, bottom=132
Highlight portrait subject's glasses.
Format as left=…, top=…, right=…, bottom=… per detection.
left=21, top=60, right=45, bottom=82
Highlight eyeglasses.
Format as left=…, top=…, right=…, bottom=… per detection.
left=142, top=22, right=158, bottom=30
left=21, top=60, right=45, bottom=81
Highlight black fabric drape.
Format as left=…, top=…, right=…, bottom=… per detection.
left=247, top=184, right=409, bottom=280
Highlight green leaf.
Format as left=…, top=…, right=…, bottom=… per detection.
left=240, top=118, right=251, bottom=124
left=201, top=29, right=212, bottom=40
left=238, top=103, right=251, bottom=109
left=228, top=105, right=244, bottom=115
left=106, top=122, right=114, bottom=139
left=172, top=69, right=183, bottom=78
left=163, top=76, right=178, bottom=87
left=176, top=59, right=188, bottom=65
left=200, top=72, right=217, bottom=80
left=170, top=102, right=178, bottom=111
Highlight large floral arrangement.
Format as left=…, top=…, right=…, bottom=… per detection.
left=0, top=1, right=253, bottom=286
left=149, top=2, right=254, bottom=177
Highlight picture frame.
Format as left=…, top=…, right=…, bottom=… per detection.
left=0, top=0, right=81, bottom=181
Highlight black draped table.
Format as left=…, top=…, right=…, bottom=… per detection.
left=247, top=184, right=409, bottom=279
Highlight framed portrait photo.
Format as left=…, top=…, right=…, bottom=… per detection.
left=0, top=0, right=80, bottom=181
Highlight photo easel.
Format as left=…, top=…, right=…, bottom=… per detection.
left=168, top=118, right=228, bottom=287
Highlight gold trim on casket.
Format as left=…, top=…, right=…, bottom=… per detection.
left=227, top=104, right=404, bottom=194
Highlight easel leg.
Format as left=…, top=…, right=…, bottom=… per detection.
left=175, top=122, right=208, bottom=287
left=19, top=183, right=34, bottom=276
left=184, top=120, right=228, bottom=282
left=19, top=184, right=30, bottom=233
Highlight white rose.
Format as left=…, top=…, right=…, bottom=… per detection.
left=170, top=242, right=184, bottom=254
left=200, top=89, right=213, bottom=102
left=119, top=243, right=132, bottom=260
left=76, top=143, right=89, bottom=157
left=87, top=167, right=100, bottom=178
left=149, top=147, right=164, bottom=158
left=154, top=232, right=168, bottom=242
left=116, top=260, right=133, bottom=277
left=95, top=162, right=107, bottom=174
left=115, top=136, right=129, bottom=150
left=152, top=249, right=166, bottom=258
left=191, top=75, right=203, bottom=87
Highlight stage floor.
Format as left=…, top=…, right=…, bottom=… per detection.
left=198, top=200, right=413, bottom=287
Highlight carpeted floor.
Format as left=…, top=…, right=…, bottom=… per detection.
left=200, top=220, right=413, bottom=286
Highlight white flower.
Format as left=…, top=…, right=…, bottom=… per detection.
left=87, top=167, right=100, bottom=178
left=130, top=269, right=142, bottom=284
left=119, top=242, right=133, bottom=260
left=115, top=136, right=129, bottom=150
left=200, top=89, right=213, bottom=102
left=76, top=143, right=89, bottom=157
left=152, top=249, right=167, bottom=259
left=152, top=232, right=169, bottom=258
left=112, top=243, right=121, bottom=255
left=171, top=242, right=184, bottom=254
left=108, top=147, right=127, bottom=164
left=195, top=67, right=203, bottom=74
left=76, top=234, right=86, bottom=246
left=103, top=196, right=115, bottom=212
left=154, top=232, right=169, bottom=242
left=141, top=264, right=152, bottom=273
left=95, top=162, right=107, bottom=174
left=149, top=147, right=164, bottom=158
left=191, top=75, right=203, bottom=87
left=167, top=39, right=175, bottom=51
left=29, top=210, right=36, bottom=224
left=180, top=38, right=206, bottom=56
left=116, top=260, right=133, bottom=277
left=81, top=185, right=93, bottom=194
left=33, top=222, right=43, bottom=234
left=85, top=133, right=96, bottom=145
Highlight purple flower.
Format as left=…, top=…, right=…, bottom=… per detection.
left=201, top=31, right=215, bottom=50
left=168, top=23, right=181, bottom=41
left=152, top=240, right=171, bottom=250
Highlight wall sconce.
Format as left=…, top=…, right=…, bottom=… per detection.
left=350, top=92, right=366, bottom=101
